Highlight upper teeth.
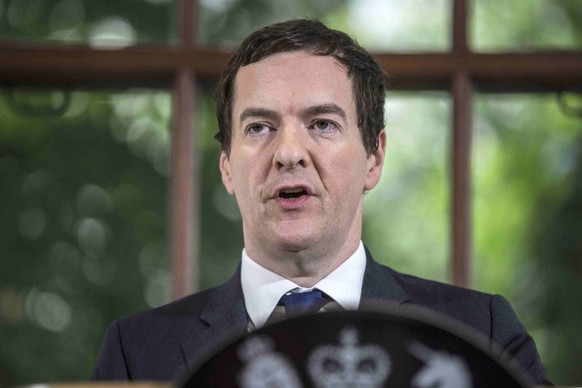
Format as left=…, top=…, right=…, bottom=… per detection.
left=281, top=188, right=303, bottom=194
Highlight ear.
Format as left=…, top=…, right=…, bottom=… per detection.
left=219, top=151, right=235, bottom=195
left=364, top=130, right=386, bottom=191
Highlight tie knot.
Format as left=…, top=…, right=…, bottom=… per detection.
left=279, top=289, right=328, bottom=318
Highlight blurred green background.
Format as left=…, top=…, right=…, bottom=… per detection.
left=1, top=0, right=581, bottom=386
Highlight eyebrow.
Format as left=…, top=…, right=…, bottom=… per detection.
left=237, top=103, right=347, bottom=126
left=239, top=108, right=279, bottom=126
left=303, top=103, right=347, bottom=121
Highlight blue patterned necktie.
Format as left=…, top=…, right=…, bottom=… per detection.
left=279, top=289, right=329, bottom=319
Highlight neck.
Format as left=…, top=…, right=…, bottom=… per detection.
left=245, top=225, right=362, bottom=288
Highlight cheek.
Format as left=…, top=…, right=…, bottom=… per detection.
left=231, top=164, right=250, bottom=193
left=324, top=150, right=368, bottom=193
left=230, top=158, right=261, bottom=200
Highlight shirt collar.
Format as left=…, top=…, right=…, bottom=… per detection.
left=241, top=241, right=366, bottom=328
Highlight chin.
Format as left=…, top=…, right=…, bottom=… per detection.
left=273, top=231, right=321, bottom=253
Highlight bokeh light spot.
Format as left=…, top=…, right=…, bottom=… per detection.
left=76, top=184, right=112, bottom=216
left=144, top=269, right=169, bottom=308
left=89, top=16, right=136, bottom=48
left=139, top=240, right=166, bottom=276
left=21, top=169, right=52, bottom=197
left=26, top=289, right=72, bottom=333
left=112, top=91, right=150, bottom=122
left=81, top=253, right=117, bottom=286
left=200, top=0, right=236, bottom=13
left=7, top=0, right=46, bottom=30
left=77, top=217, right=107, bottom=254
left=18, top=207, right=47, bottom=240
left=49, top=0, right=85, bottom=31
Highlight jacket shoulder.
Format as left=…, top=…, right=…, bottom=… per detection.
left=121, top=287, right=216, bottom=326
left=93, top=286, right=221, bottom=381
left=386, top=268, right=496, bottom=332
left=383, top=267, right=548, bottom=385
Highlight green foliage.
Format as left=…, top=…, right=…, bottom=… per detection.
left=472, top=0, right=580, bottom=50
left=0, top=90, right=170, bottom=385
left=199, top=0, right=345, bottom=45
left=196, top=91, right=243, bottom=289
left=526, top=140, right=582, bottom=382
left=0, top=0, right=172, bottom=44
left=363, top=93, right=450, bottom=282
left=472, top=95, right=582, bottom=384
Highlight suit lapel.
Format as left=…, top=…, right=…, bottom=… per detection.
left=180, top=266, right=248, bottom=371
left=180, top=250, right=409, bottom=373
left=361, top=247, right=410, bottom=305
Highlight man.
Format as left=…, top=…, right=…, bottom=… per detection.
left=93, top=19, right=549, bottom=384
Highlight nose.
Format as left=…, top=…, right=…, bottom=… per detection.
left=273, top=126, right=310, bottom=170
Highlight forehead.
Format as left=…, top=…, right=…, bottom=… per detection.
left=231, top=51, right=355, bottom=119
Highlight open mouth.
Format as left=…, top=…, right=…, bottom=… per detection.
left=278, top=187, right=308, bottom=199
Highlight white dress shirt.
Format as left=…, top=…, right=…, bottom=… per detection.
left=241, top=241, right=367, bottom=328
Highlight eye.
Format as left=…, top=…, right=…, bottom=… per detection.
left=310, top=119, right=337, bottom=132
left=246, top=123, right=272, bottom=135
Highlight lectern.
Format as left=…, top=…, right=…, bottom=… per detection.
left=184, top=304, right=533, bottom=387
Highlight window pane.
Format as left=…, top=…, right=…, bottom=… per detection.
left=473, top=93, right=582, bottom=383
left=0, top=88, right=171, bottom=385
left=0, top=0, right=173, bottom=46
left=472, top=0, right=582, bottom=51
left=196, top=90, right=243, bottom=290
left=199, top=0, right=347, bottom=46
left=364, top=93, right=450, bottom=282
left=342, top=0, right=450, bottom=51
left=200, top=0, right=451, bottom=51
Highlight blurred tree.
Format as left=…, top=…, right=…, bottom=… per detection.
left=471, top=0, right=582, bottom=383
left=527, top=135, right=582, bottom=384
left=0, top=0, right=172, bottom=45
left=0, top=90, right=171, bottom=385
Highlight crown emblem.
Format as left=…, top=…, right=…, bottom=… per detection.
left=307, top=327, right=391, bottom=387
left=237, top=335, right=302, bottom=388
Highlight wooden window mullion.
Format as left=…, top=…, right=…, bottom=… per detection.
left=450, top=0, right=472, bottom=287
left=170, top=0, right=198, bottom=299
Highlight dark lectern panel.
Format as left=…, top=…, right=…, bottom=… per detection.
left=183, top=304, right=532, bottom=388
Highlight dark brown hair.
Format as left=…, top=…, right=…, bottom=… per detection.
left=215, top=19, right=388, bottom=156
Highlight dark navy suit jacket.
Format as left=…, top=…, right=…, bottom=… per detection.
left=93, top=251, right=549, bottom=385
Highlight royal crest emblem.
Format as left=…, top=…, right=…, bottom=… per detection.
left=307, top=327, right=391, bottom=387
left=408, top=341, right=473, bottom=388
left=237, top=335, right=302, bottom=388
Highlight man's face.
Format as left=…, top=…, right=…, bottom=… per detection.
left=220, top=51, right=385, bottom=262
